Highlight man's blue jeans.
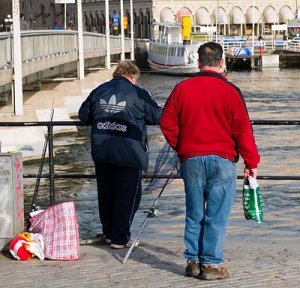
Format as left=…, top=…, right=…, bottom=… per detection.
left=180, top=155, right=237, bottom=265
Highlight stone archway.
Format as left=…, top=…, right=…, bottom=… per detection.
left=160, top=7, right=174, bottom=23
left=230, top=6, right=245, bottom=36
left=195, top=7, right=211, bottom=26
left=246, top=6, right=261, bottom=36
left=177, top=7, right=192, bottom=23
left=138, top=10, right=144, bottom=38
left=144, top=9, right=151, bottom=39
left=213, top=7, right=228, bottom=35
left=279, top=5, right=294, bottom=22
left=84, top=13, right=91, bottom=32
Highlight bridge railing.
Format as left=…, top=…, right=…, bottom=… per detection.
left=0, top=30, right=132, bottom=71
left=0, top=33, right=11, bottom=69
left=286, top=41, right=300, bottom=52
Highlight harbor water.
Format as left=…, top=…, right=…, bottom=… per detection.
left=22, top=67, right=300, bottom=240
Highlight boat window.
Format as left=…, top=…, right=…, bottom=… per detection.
left=163, top=46, right=167, bottom=55
left=171, top=47, right=175, bottom=56
left=180, top=48, right=185, bottom=57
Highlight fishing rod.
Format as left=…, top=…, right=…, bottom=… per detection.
left=225, top=4, right=272, bottom=76
left=122, top=156, right=178, bottom=264
left=29, top=99, right=55, bottom=213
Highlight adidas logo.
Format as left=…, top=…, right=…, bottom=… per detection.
left=100, top=95, right=126, bottom=114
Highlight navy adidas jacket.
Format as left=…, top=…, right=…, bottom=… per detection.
left=78, top=76, right=162, bottom=171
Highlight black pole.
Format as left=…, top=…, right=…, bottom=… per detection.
left=29, top=109, right=55, bottom=212
left=48, top=121, right=55, bottom=205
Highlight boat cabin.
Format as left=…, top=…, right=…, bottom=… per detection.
left=153, top=22, right=183, bottom=44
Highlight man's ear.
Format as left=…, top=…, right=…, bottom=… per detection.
left=198, top=59, right=202, bottom=69
left=219, top=58, right=225, bottom=68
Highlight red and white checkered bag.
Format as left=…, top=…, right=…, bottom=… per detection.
left=29, top=201, right=79, bottom=260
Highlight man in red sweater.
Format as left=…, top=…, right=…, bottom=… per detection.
left=160, top=42, right=260, bottom=280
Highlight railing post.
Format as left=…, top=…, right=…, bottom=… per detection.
left=48, top=122, right=55, bottom=205
left=77, top=0, right=85, bottom=79
left=12, top=0, right=24, bottom=115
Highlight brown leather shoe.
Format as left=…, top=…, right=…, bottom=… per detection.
left=200, top=265, right=229, bottom=280
left=185, top=260, right=200, bottom=277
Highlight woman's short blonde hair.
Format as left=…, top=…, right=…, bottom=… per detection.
left=112, top=60, right=140, bottom=80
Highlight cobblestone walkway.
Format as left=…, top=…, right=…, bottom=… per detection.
left=1, top=180, right=300, bottom=288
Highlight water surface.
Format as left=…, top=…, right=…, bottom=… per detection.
left=23, top=68, right=300, bottom=239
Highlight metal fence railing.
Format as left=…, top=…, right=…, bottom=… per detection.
left=0, top=120, right=300, bottom=206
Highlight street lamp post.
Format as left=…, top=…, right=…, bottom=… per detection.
left=77, top=0, right=84, bottom=79
left=252, top=0, right=255, bottom=55
left=130, top=0, right=134, bottom=61
left=120, top=0, right=125, bottom=60
left=105, top=0, right=111, bottom=68
left=216, top=0, right=219, bottom=41
left=11, top=0, right=23, bottom=115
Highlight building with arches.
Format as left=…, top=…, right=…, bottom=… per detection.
left=19, top=1, right=299, bottom=38
left=153, top=1, right=298, bottom=38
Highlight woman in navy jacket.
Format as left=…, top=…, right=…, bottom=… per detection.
left=79, top=60, right=162, bottom=248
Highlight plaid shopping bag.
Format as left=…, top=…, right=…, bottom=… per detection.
left=243, top=177, right=263, bottom=223
left=29, top=201, right=79, bottom=260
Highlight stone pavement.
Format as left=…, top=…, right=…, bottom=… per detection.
left=1, top=180, right=300, bottom=288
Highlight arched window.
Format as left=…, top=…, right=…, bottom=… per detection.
left=138, top=10, right=144, bottom=38
left=84, top=13, right=91, bottom=31
left=100, top=12, right=105, bottom=34
left=125, top=10, right=130, bottom=37
left=160, top=7, right=174, bottom=23
left=177, top=7, right=192, bottom=23
left=49, top=3, right=56, bottom=22
left=279, top=5, right=294, bottom=23
left=213, top=7, right=229, bottom=25
left=95, top=12, right=100, bottom=33
left=145, top=9, right=151, bottom=39
left=195, top=7, right=211, bottom=25
left=246, top=6, right=261, bottom=23
left=89, top=12, right=96, bottom=32
left=264, top=6, right=278, bottom=23
left=133, top=11, right=138, bottom=38
left=231, top=6, right=245, bottom=24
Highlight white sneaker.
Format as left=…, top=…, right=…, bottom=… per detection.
left=110, top=240, right=139, bottom=249
left=105, top=238, right=111, bottom=244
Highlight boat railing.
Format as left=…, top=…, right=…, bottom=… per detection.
left=0, top=119, right=300, bottom=206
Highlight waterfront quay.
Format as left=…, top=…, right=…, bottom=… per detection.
left=1, top=180, right=300, bottom=288
left=0, top=25, right=300, bottom=288
left=1, top=48, right=300, bottom=287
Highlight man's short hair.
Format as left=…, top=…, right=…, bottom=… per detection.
left=197, top=42, right=223, bottom=67
left=113, top=60, right=140, bottom=79
left=20, top=13, right=25, bottom=18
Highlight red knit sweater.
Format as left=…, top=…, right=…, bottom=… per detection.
left=160, top=70, right=260, bottom=169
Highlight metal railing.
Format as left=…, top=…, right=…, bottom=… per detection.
left=0, top=31, right=132, bottom=87
left=0, top=120, right=300, bottom=206
left=221, top=38, right=300, bottom=54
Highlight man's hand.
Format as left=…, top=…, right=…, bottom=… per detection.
left=244, top=167, right=258, bottom=179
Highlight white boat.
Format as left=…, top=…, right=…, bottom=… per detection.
left=147, top=22, right=203, bottom=75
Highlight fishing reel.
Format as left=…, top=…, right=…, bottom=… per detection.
left=144, top=207, right=159, bottom=218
